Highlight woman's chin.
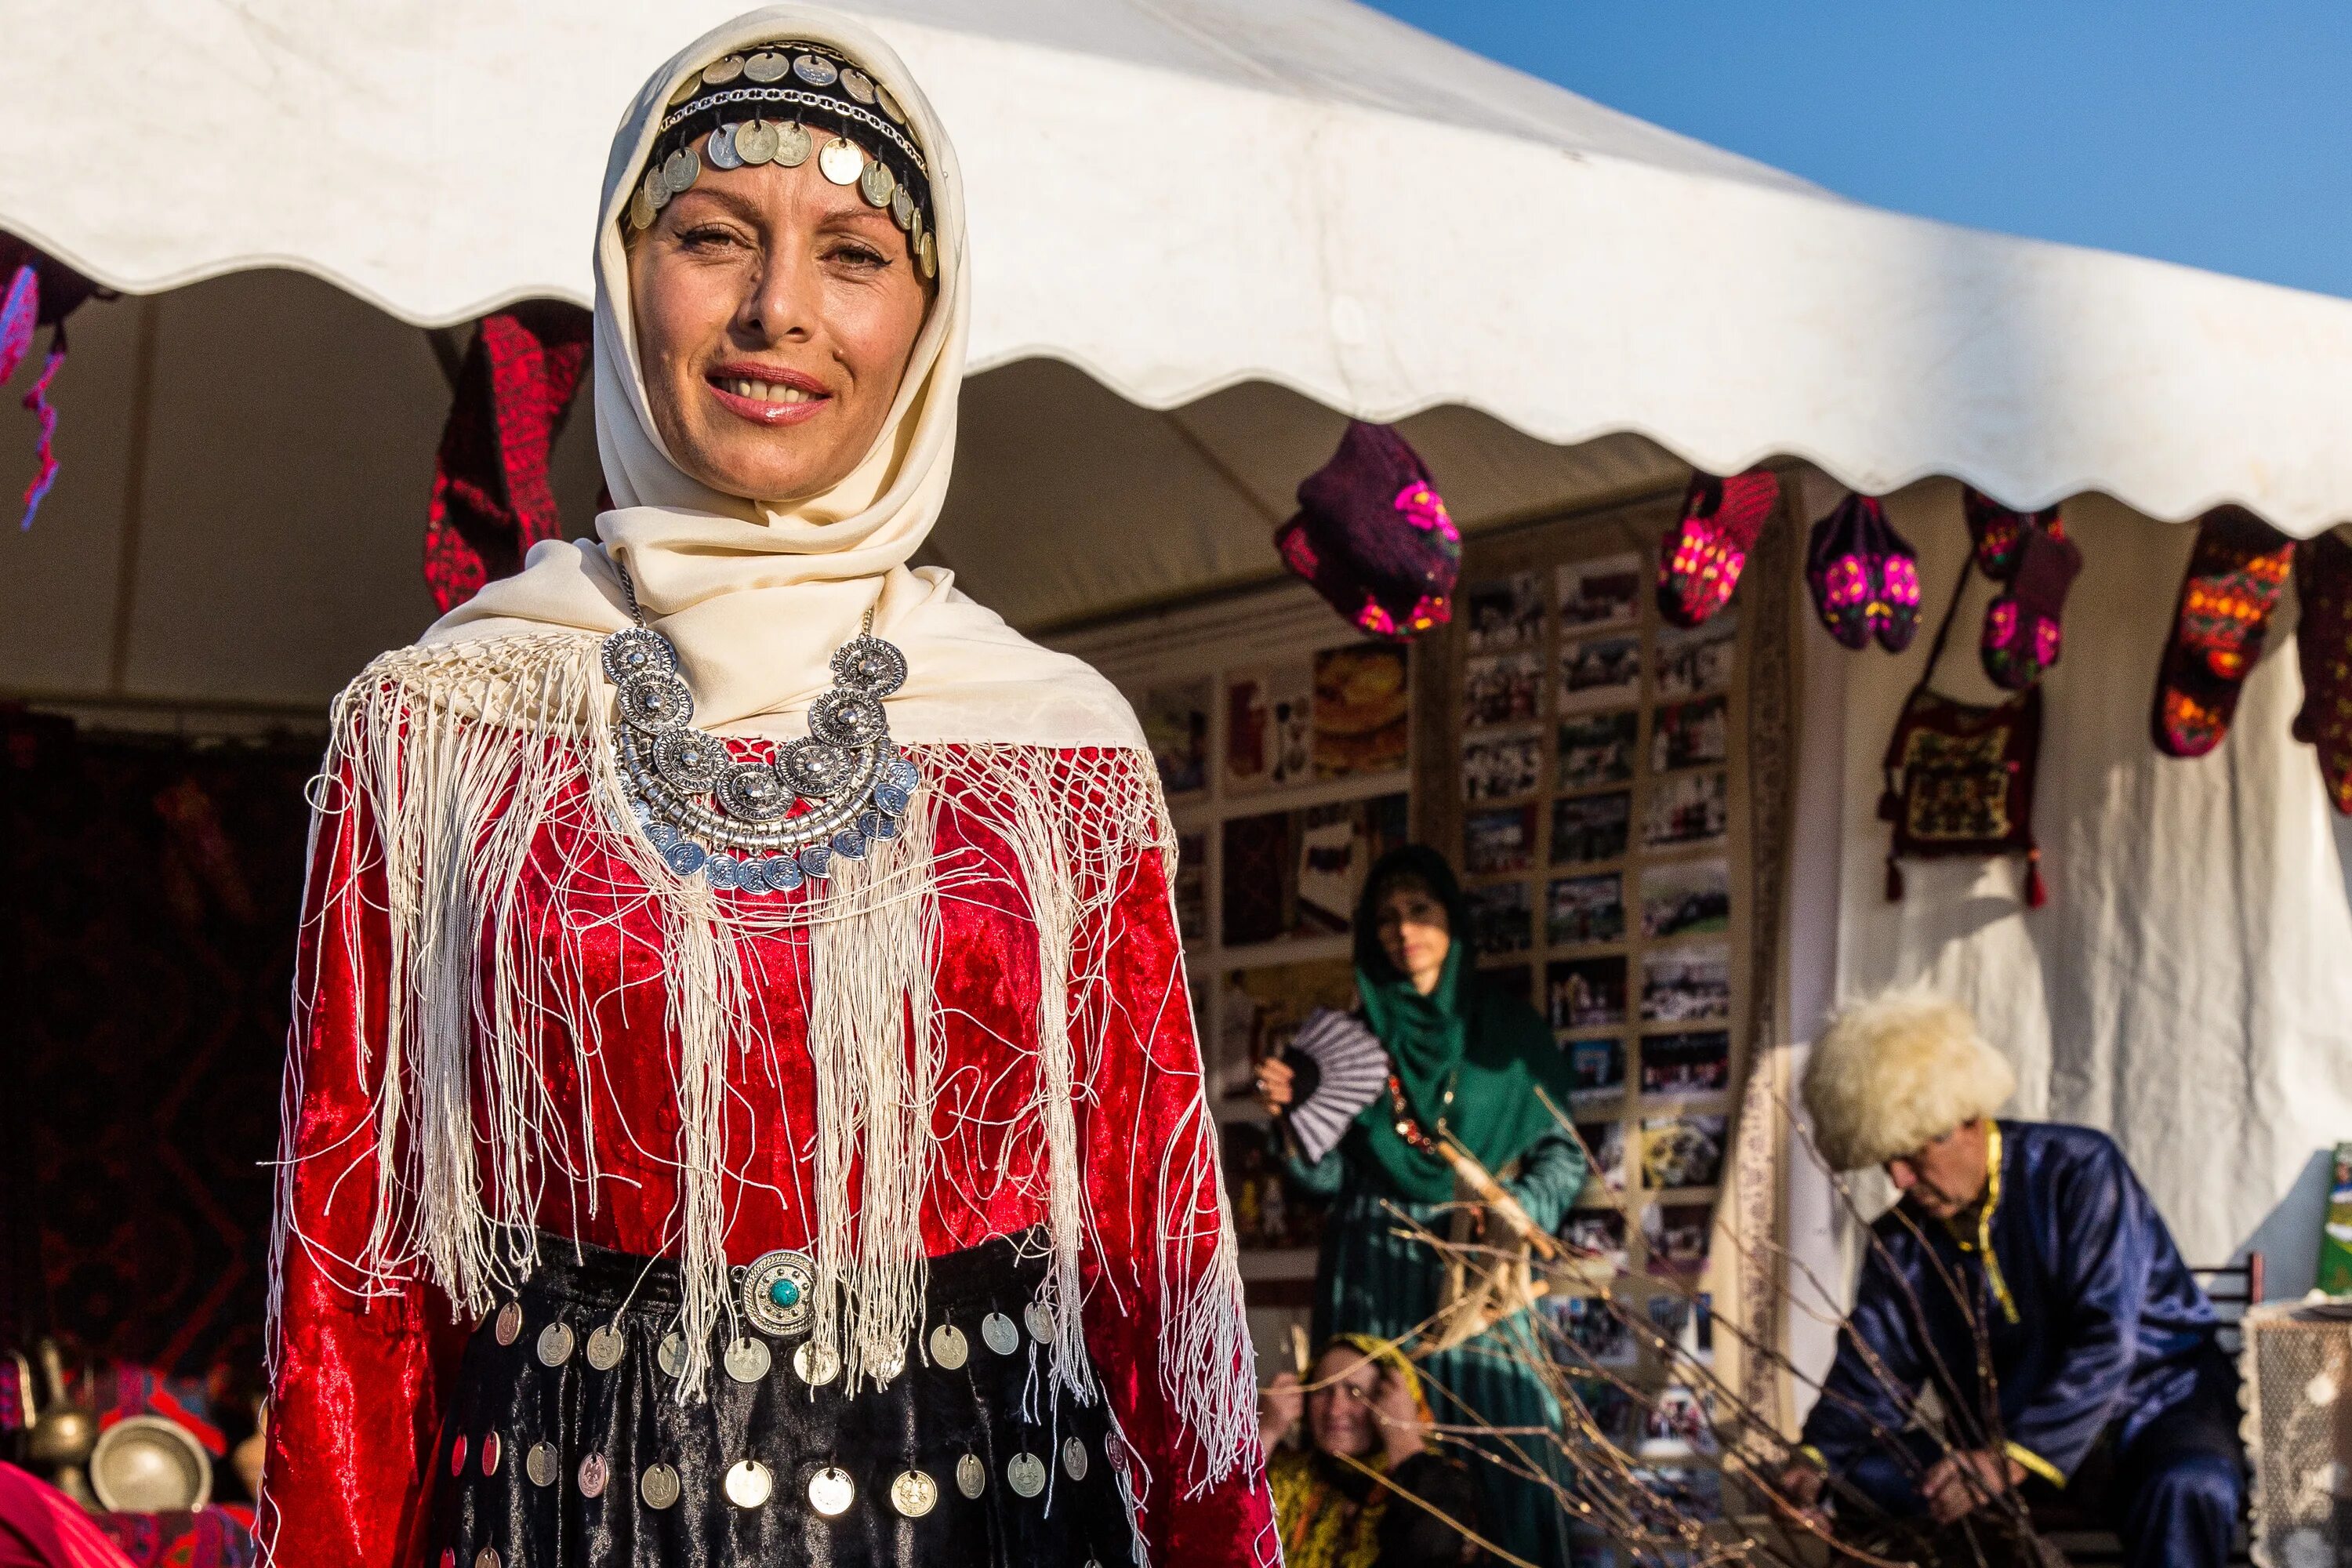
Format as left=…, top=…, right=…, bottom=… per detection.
left=673, top=441, right=846, bottom=507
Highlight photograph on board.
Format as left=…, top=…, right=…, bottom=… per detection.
left=1547, top=871, right=1625, bottom=946
left=1465, top=571, right=1544, bottom=652
left=1557, top=709, right=1638, bottom=791
left=1553, top=790, right=1632, bottom=866
left=1639, top=858, right=1730, bottom=938
left=1558, top=552, right=1644, bottom=631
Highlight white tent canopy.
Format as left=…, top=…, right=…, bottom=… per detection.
left=7, top=0, right=2352, bottom=544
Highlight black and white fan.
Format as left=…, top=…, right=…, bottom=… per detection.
left=1280, top=1007, right=1391, bottom=1163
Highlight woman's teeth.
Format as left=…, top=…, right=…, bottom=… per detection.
left=718, top=378, right=820, bottom=404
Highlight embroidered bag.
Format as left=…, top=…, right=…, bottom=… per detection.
left=1879, top=561, right=2047, bottom=906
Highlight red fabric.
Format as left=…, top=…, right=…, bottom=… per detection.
left=89, top=1508, right=254, bottom=1568
left=0, top=1464, right=136, bottom=1568
left=261, top=743, right=1275, bottom=1567
left=93, top=1369, right=227, bottom=1457
left=420, top=303, right=593, bottom=613
left=1654, top=467, right=1780, bottom=628
left=2151, top=505, right=2296, bottom=758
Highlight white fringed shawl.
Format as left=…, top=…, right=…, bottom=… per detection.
left=275, top=629, right=1257, bottom=1495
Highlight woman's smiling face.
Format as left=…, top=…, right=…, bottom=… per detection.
left=626, top=143, right=931, bottom=503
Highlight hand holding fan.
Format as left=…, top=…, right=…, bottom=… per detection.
left=1281, top=1007, right=1390, bottom=1163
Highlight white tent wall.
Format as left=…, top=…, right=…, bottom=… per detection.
left=1814, top=478, right=2352, bottom=1296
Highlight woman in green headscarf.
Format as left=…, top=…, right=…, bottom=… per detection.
left=1255, top=844, right=1587, bottom=1568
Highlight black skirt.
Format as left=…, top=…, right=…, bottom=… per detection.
left=428, top=1230, right=1139, bottom=1568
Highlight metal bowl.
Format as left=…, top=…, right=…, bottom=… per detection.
left=89, top=1414, right=212, bottom=1512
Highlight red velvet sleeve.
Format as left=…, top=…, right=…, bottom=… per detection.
left=259, top=758, right=468, bottom=1568
left=1076, top=839, right=1278, bottom=1568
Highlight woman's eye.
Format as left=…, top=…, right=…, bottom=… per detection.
left=681, top=226, right=744, bottom=251
left=828, top=243, right=890, bottom=269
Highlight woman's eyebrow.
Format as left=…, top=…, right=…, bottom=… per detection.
left=667, top=186, right=764, bottom=222
left=814, top=205, right=900, bottom=230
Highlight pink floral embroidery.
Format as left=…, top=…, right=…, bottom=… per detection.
left=1880, top=554, right=1921, bottom=608
left=1394, top=483, right=1460, bottom=544
left=1824, top=556, right=1870, bottom=608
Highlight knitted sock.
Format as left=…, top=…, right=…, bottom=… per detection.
left=2151, top=506, right=2296, bottom=757
left=1806, top=494, right=1877, bottom=650
left=1865, top=499, right=1924, bottom=653
left=1981, top=524, right=2083, bottom=690
left=1657, top=468, right=1780, bottom=628
left=1964, top=487, right=2063, bottom=582
left=2293, top=531, right=2352, bottom=814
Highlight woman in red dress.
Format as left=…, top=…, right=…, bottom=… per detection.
left=258, top=9, right=1273, bottom=1566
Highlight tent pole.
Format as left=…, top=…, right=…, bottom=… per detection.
left=102, top=295, right=161, bottom=699
left=426, top=325, right=469, bottom=390
left=1156, top=411, right=1282, bottom=526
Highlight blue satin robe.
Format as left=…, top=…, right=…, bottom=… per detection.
left=1801, top=1121, right=2241, bottom=1567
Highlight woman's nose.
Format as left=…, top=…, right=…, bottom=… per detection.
left=740, top=249, right=818, bottom=343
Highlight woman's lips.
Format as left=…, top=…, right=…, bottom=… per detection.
left=706, top=371, right=832, bottom=426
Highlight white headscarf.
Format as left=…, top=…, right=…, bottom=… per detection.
left=423, top=5, right=1142, bottom=750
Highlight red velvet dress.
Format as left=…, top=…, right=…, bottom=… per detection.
left=260, top=739, right=1275, bottom=1568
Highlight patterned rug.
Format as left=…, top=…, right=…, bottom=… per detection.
left=0, top=710, right=316, bottom=1393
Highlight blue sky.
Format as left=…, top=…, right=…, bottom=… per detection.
left=1364, top=2, right=2352, bottom=300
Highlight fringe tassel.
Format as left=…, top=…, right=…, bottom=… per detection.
left=271, top=633, right=1256, bottom=1492
left=0, top=264, right=31, bottom=382
left=0, top=266, right=64, bottom=528
left=808, top=800, right=941, bottom=1389
left=20, top=333, right=64, bottom=527
left=2025, top=848, right=2048, bottom=909
left=1885, top=856, right=1904, bottom=902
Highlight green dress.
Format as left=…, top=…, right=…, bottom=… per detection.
left=1288, top=1132, right=1586, bottom=1566
left=1287, top=846, right=1588, bottom=1568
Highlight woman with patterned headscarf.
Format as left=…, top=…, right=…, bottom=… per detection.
left=1257, top=1335, right=1480, bottom=1568
left=258, top=9, right=1272, bottom=1566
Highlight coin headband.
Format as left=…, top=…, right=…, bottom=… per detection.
left=626, top=40, right=938, bottom=279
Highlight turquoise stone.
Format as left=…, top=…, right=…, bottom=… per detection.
left=768, top=1276, right=801, bottom=1309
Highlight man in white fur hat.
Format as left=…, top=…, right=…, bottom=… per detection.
left=1775, top=988, right=2242, bottom=1568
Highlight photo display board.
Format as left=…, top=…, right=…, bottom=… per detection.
left=1457, top=545, right=1745, bottom=1267
left=1134, top=638, right=1418, bottom=1262
left=1419, top=493, right=1773, bottom=1430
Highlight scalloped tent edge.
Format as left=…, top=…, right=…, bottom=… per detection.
left=0, top=0, right=2346, bottom=543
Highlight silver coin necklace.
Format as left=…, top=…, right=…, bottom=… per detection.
left=602, top=562, right=920, bottom=893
